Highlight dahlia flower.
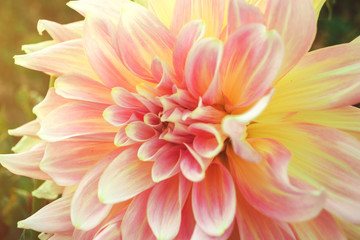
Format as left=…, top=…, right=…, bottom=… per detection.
left=1, top=0, right=360, bottom=239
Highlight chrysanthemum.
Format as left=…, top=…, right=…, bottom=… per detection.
left=1, top=0, right=360, bottom=239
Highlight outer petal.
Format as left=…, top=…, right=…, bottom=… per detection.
left=0, top=142, right=50, bottom=180
left=148, top=0, right=176, bottom=28
left=192, top=163, right=236, bottom=236
left=264, top=42, right=360, bottom=113
left=121, top=190, right=156, bottom=240
left=265, top=0, right=316, bottom=77
left=236, top=191, right=295, bottom=240
left=312, top=0, right=326, bottom=19
left=83, top=13, right=144, bottom=89
left=98, top=146, right=154, bottom=204
left=291, top=211, right=346, bottom=240
left=55, top=74, right=114, bottom=104
left=147, top=176, right=182, bottom=239
left=38, top=102, right=117, bottom=142
left=229, top=138, right=326, bottom=222
left=37, top=20, right=82, bottom=42
left=221, top=24, right=284, bottom=106
left=8, top=120, right=40, bottom=137
left=171, top=0, right=226, bottom=37
left=116, top=2, right=175, bottom=81
left=173, top=20, right=206, bottom=82
left=248, top=122, right=360, bottom=224
left=191, top=223, right=234, bottom=240
left=70, top=150, right=124, bottom=231
left=184, top=38, right=224, bottom=105
left=14, top=39, right=99, bottom=81
left=18, top=195, right=73, bottom=233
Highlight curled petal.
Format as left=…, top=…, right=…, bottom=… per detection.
left=98, top=146, right=154, bottom=204
left=192, top=163, right=236, bottom=236
left=221, top=24, right=284, bottom=107
left=37, top=20, right=82, bottom=42
left=180, top=145, right=212, bottom=182
left=103, top=105, right=142, bottom=127
left=126, top=121, right=157, bottom=142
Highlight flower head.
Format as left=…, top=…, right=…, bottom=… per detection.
left=1, top=0, right=360, bottom=239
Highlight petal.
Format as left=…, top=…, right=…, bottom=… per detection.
left=0, top=142, right=50, bottom=180
left=221, top=24, right=284, bottom=106
left=71, top=150, right=123, bottom=231
left=38, top=102, right=117, bottom=142
left=147, top=0, right=176, bottom=28
left=248, top=122, right=360, bottom=224
left=312, top=0, right=326, bottom=19
left=37, top=20, right=82, bottom=42
left=18, top=195, right=73, bottom=233
left=121, top=190, right=156, bottom=240
left=8, top=120, right=40, bottom=137
left=177, top=196, right=196, bottom=240
left=184, top=38, right=224, bottom=105
left=103, top=105, right=142, bottom=127
left=264, top=42, right=360, bottom=113
left=180, top=145, right=212, bottom=182
left=189, top=123, right=226, bottom=158
left=151, top=145, right=182, bottom=182
left=98, top=146, right=154, bottom=204
left=191, top=222, right=234, bottom=240
left=265, top=0, right=316, bottom=77
left=32, top=180, right=63, bottom=200
left=236, top=191, right=295, bottom=240
left=224, top=0, right=265, bottom=38
left=33, top=88, right=71, bottom=120
left=291, top=211, right=346, bottom=240
left=183, top=98, right=227, bottom=124
left=192, top=163, right=236, bottom=236
left=67, top=0, right=128, bottom=19
left=173, top=20, right=206, bottom=82
left=125, top=121, right=157, bottom=142
left=14, top=39, right=99, bottom=80
left=114, top=127, right=137, bottom=147
left=93, top=221, right=122, bottom=240
left=11, top=136, right=41, bottom=154
left=137, top=138, right=168, bottom=161
left=116, top=2, right=175, bottom=81
left=151, top=57, right=178, bottom=90
left=83, top=13, right=144, bottom=89
left=55, top=74, right=114, bottom=104
left=147, top=176, right=182, bottom=239
left=228, top=138, right=326, bottom=222
left=171, top=0, right=226, bottom=37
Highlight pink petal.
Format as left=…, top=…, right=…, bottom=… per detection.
left=18, top=195, right=73, bottom=233
left=41, top=141, right=116, bottom=186
left=137, top=138, right=168, bottom=161
left=192, top=163, right=236, bottom=236
left=147, top=176, right=182, bottom=239
left=38, top=102, right=117, bottom=142
left=222, top=117, right=262, bottom=162
left=0, top=142, right=50, bottom=180
left=151, top=145, right=182, bottom=182
left=177, top=196, right=196, bottom=239
left=55, top=74, right=114, bottom=104
left=121, top=190, right=156, bottom=240
left=48, top=234, right=73, bottom=240
left=125, top=121, right=157, bottom=142
left=143, top=113, right=162, bottom=130
left=170, top=0, right=226, bottom=37
left=184, top=38, right=223, bottom=105
left=291, top=211, right=346, bottom=240
left=228, top=138, right=326, bottom=222
left=221, top=23, right=284, bottom=107
left=116, top=2, right=175, bottom=81
left=191, top=222, right=234, bottom=240
left=37, top=20, right=82, bottom=42
left=93, top=221, right=122, bottom=240
left=189, top=123, right=226, bottom=158
left=151, top=57, right=178, bottom=91
left=71, top=150, right=123, bottom=230
left=8, top=120, right=40, bottom=137
left=264, top=0, right=316, bottom=78
left=114, top=127, right=137, bottom=147
left=83, top=13, right=144, bottom=89
left=249, top=122, right=360, bottom=224
left=266, top=42, right=360, bottom=112
left=180, top=145, right=213, bottom=182
left=98, top=146, right=154, bottom=204
left=103, top=105, right=142, bottom=127
left=173, top=20, right=206, bottom=82
left=33, top=88, right=71, bottom=120
left=14, top=39, right=98, bottom=80
left=236, top=191, right=295, bottom=240
left=224, top=0, right=265, bottom=38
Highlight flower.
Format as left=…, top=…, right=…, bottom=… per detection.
left=1, top=0, right=360, bottom=239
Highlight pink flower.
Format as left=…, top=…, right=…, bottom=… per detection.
left=1, top=0, right=360, bottom=239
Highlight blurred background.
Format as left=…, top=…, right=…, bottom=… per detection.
left=0, top=0, right=359, bottom=239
